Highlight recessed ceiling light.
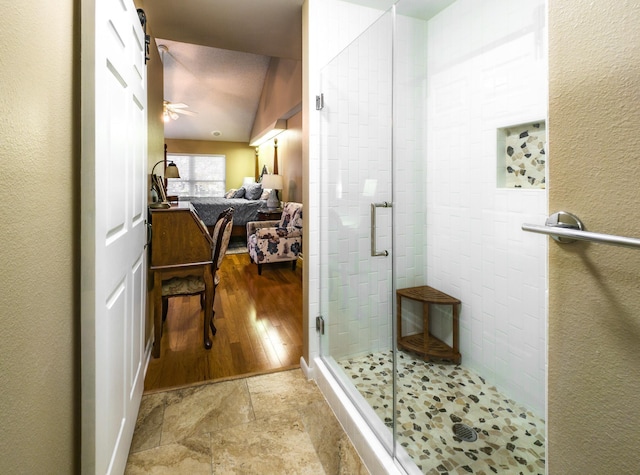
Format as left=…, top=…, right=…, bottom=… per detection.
left=211, top=131, right=221, bottom=137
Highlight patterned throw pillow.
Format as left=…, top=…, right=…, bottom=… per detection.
left=225, top=189, right=237, bottom=199
left=244, top=182, right=263, bottom=200
left=232, top=187, right=246, bottom=199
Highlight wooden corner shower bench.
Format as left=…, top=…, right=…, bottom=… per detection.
left=396, top=286, right=461, bottom=364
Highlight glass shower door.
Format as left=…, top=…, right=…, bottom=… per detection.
left=318, top=8, right=396, bottom=451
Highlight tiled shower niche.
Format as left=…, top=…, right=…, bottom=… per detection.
left=497, top=121, right=546, bottom=189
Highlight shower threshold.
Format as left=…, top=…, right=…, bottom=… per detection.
left=338, top=350, right=545, bottom=474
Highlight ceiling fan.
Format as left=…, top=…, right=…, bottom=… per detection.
left=159, top=45, right=198, bottom=122
left=163, top=100, right=196, bottom=122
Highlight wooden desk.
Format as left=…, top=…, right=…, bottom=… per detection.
left=396, top=286, right=461, bottom=364
left=148, top=202, right=214, bottom=358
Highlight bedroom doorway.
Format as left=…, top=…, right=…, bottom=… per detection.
left=144, top=245, right=303, bottom=391
left=143, top=1, right=305, bottom=393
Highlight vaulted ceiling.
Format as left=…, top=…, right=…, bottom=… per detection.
left=143, top=0, right=304, bottom=142
left=142, top=0, right=455, bottom=142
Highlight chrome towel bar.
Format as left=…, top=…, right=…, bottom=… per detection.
left=522, top=211, right=640, bottom=250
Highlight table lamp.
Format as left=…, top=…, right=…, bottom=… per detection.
left=261, top=174, right=284, bottom=209
left=150, top=160, right=180, bottom=208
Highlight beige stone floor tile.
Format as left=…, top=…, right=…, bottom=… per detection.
left=127, top=369, right=368, bottom=474
left=130, top=392, right=167, bottom=453
left=299, top=399, right=369, bottom=475
left=125, top=434, right=211, bottom=475
left=162, top=379, right=253, bottom=444
left=210, top=410, right=325, bottom=474
left=246, top=369, right=325, bottom=420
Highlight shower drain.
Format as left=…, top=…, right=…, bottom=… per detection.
left=452, top=423, right=478, bottom=442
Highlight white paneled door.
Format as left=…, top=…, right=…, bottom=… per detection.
left=81, top=0, right=148, bottom=473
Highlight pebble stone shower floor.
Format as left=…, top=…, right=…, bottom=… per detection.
left=338, top=351, right=545, bottom=474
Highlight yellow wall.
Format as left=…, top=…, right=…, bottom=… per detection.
left=0, top=0, right=76, bottom=472
left=165, top=121, right=303, bottom=204
left=164, top=139, right=256, bottom=190
left=548, top=1, right=640, bottom=472
left=145, top=19, right=166, bottom=345
left=147, top=35, right=166, bottom=199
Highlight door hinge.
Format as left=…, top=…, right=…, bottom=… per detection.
left=137, top=9, right=151, bottom=64
left=315, top=93, right=324, bottom=111
left=316, top=316, right=325, bottom=335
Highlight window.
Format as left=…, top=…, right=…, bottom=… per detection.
left=166, top=154, right=226, bottom=197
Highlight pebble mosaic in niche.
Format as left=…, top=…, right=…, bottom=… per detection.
left=504, top=122, right=546, bottom=189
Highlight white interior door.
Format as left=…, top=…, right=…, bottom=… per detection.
left=81, top=0, right=148, bottom=473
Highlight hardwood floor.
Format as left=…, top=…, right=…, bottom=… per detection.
left=144, top=249, right=303, bottom=392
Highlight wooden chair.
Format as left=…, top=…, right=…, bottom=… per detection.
left=161, top=207, right=234, bottom=348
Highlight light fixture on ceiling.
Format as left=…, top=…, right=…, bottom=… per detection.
left=249, top=119, right=287, bottom=147
left=163, top=101, right=194, bottom=122
left=163, top=108, right=179, bottom=122
left=158, top=45, right=197, bottom=123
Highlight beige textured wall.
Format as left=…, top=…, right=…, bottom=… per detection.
left=548, top=1, right=640, bottom=472
left=0, top=0, right=77, bottom=472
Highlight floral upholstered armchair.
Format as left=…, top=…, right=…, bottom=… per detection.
left=246, top=202, right=303, bottom=275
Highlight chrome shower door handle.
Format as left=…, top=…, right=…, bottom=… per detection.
left=371, top=201, right=392, bottom=257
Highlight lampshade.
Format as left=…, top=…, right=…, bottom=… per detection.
left=149, top=159, right=181, bottom=209
left=164, top=162, right=180, bottom=178
left=151, top=159, right=181, bottom=178
left=261, top=174, right=284, bottom=190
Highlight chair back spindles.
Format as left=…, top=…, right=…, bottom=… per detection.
left=211, top=207, right=234, bottom=276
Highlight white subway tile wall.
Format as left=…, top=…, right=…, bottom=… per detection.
left=425, top=0, right=547, bottom=414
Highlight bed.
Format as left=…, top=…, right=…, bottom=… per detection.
left=185, top=196, right=267, bottom=237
